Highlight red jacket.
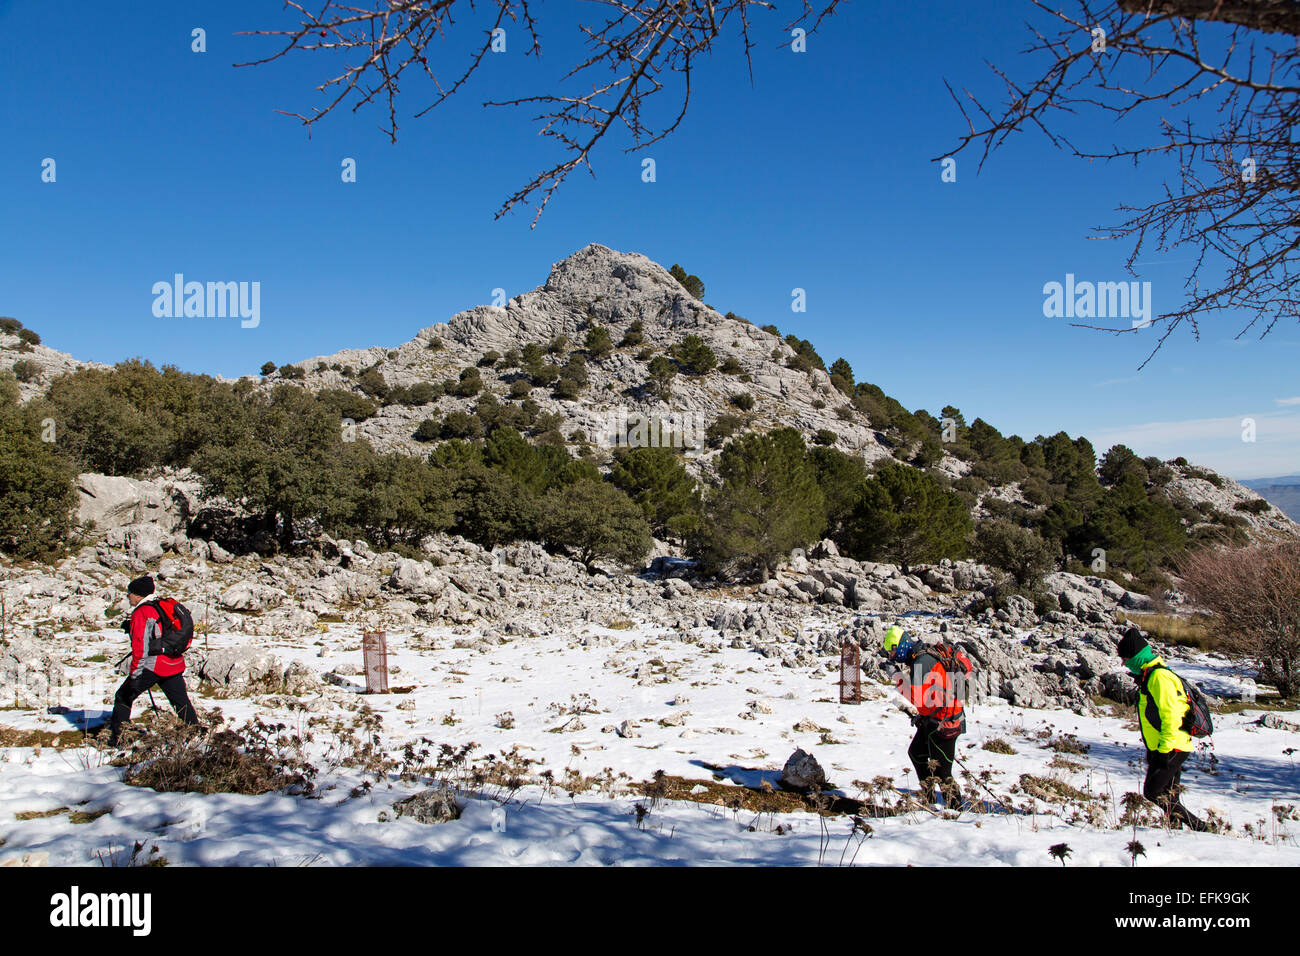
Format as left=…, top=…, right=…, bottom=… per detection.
left=128, top=601, right=185, bottom=678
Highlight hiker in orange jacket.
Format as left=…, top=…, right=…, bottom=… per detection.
left=883, top=626, right=970, bottom=808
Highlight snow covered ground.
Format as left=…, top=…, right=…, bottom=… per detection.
left=2, top=622, right=1298, bottom=866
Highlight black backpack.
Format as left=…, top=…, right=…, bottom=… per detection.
left=145, top=598, right=195, bottom=658
left=1142, top=664, right=1213, bottom=738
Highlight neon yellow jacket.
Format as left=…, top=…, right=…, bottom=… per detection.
left=1137, top=658, right=1193, bottom=753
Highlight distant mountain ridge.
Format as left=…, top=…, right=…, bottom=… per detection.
left=1241, top=475, right=1300, bottom=488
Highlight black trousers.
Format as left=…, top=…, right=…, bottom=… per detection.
left=909, top=722, right=962, bottom=805
left=1144, top=749, right=1207, bottom=829
left=108, top=670, right=198, bottom=744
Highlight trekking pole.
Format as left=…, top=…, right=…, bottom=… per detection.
left=147, top=689, right=159, bottom=713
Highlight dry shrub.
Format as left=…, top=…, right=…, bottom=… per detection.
left=115, top=716, right=316, bottom=796
left=1179, top=542, right=1300, bottom=696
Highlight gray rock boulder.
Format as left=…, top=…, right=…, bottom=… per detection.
left=76, top=472, right=192, bottom=536
left=780, top=748, right=828, bottom=791
left=392, top=788, right=462, bottom=825
left=219, top=581, right=286, bottom=612
left=189, top=646, right=284, bottom=690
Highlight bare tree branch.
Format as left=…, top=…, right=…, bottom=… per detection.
left=940, top=1, right=1299, bottom=367
left=237, top=1, right=843, bottom=226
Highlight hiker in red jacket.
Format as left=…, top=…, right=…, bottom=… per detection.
left=883, top=626, right=971, bottom=808
left=106, top=575, right=198, bottom=746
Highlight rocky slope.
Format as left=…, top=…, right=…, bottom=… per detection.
left=280, top=243, right=894, bottom=468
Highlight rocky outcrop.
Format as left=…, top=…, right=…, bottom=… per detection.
left=77, top=472, right=199, bottom=537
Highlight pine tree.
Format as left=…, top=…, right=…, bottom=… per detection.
left=843, top=462, right=972, bottom=571
left=584, top=326, right=613, bottom=360
left=669, top=264, right=705, bottom=300
left=809, top=446, right=868, bottom=541
left=702, top=428, right=826, bottom=581
left=671, top=335, right=717, bottom=376
left=647, top=354, right=676, bottom=399
left=609, top=446, right=702, bottom=542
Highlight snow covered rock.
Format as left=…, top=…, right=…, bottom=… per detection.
left=1258, top=713, right=1300, bottom=732
left=392, top=788, right=461, bottom=825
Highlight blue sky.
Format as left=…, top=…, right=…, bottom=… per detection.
left=1, top=0, right=1296, bottom=479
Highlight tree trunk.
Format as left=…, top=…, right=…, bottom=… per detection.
left=280, top=507, right=294, bottom=552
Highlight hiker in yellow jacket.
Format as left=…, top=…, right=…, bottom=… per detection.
left=1117, top=627, right=1208, bottom=831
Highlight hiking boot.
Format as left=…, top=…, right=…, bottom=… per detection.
left=1174, top=805, right=1210, bottom=832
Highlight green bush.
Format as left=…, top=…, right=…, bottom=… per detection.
left=730, top=392, right=755, bottom=411
left=973, top=519, right=1058, bottom=590
left=705, top=413, right=743, bottom=448
left=671, top=335, right=716, bottom=376
left=0, top=375, right=77, bottom=559
left=356, top=367, right=390, bottom=400
left=318, top=388, right=378, bottom=422
left=11, top=359, right=39, bottom=383
left=1182, top=466, right=1224, bottom=488
left=585, top=327, right=613, bottom=360
left=538, top=480, right=652, bottom=569
left=440, top=411, right=483, bottom=440
left=449, top=367, right=483, bottom=397
left=620, top=322, right=644, bottom=348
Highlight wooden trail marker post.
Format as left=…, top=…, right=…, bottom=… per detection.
left=362, top=631, right=389, bottom=694
left=839, top=639, right=861, bottom=705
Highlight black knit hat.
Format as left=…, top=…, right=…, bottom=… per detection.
left=1117, top=626, right=1147, bottom=661
left=127, top=575, right=155, bottom=598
